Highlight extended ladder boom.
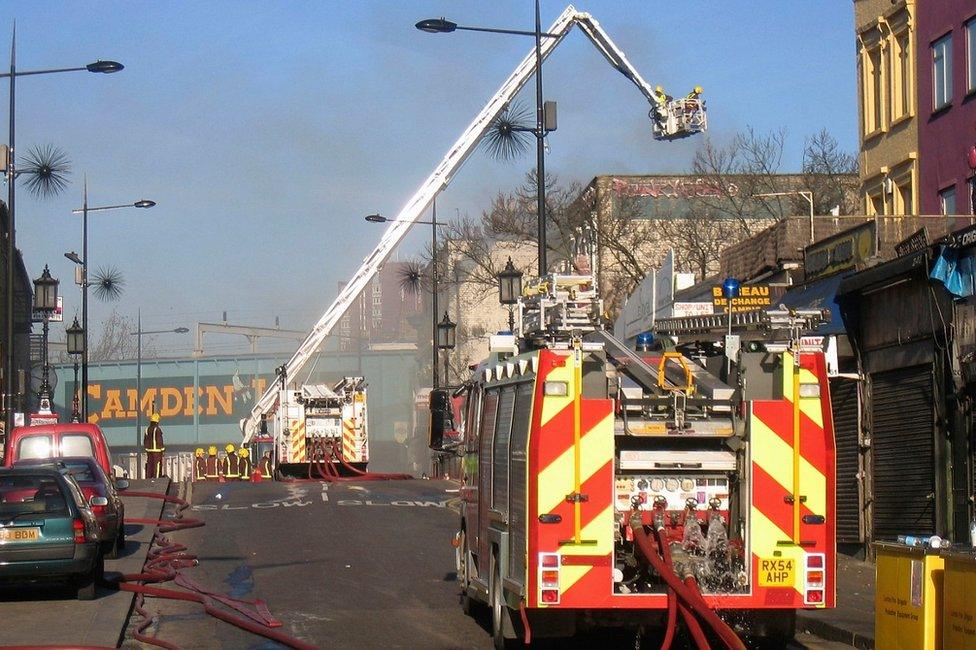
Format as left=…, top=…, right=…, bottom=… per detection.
left=242, top=4, right=705, bottom=441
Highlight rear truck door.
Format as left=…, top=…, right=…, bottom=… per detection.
left=750, top=350, right=834, bottom=608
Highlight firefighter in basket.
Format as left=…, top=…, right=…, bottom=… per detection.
left=194, top=448, right=206, bottom=482
left=237, top=447, right=251, bottom=481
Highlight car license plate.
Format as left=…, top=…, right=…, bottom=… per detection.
left=758, top=558, right=795, bottom=587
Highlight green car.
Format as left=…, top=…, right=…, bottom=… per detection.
left=0, top=466, right=103, bottom=599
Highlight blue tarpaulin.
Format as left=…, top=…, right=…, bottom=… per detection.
left=779, top=273, right=848, bottom=334
left=930, top=245, right=976, bottom=299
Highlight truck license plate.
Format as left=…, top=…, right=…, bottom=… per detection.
left=0, top=527, right=40, bottom=543
left=758, top=558, right=795, bottom=587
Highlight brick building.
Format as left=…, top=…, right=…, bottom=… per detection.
left=336, top=261, right=422, bottom=353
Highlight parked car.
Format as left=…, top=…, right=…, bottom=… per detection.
left=0, top=466, right=103, bottom=599
left=4, top=423, right=115, bottom=478
left=15, top=457, right=128, bottom=558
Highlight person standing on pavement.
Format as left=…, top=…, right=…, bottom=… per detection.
left=225, top=443, right=239, bottom=480
left=237, top=447, right=251, bottom=481
left=193, top=448, right=206, bottom=482
left=205, top=445, right=219, bottom=480
left=143, top=413, right=165, bottom=479
left=259, top=450, right=273, bottom=480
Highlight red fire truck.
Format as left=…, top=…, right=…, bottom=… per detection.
left=430, top=272, right=835, bottom=647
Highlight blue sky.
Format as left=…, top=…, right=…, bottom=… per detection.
left=6, top=1, right=856, bottom=355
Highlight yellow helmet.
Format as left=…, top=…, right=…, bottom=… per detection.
left=225, top=443, right=235, bottom=453
left=151, top=413, right=160, bottom=422
left=195, top=448, right=204, bottom=457
left=238, top=448, right=249, bottom=458
left=208, top=445, right=218, bottom=455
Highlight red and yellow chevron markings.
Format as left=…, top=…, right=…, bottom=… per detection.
left=289, top=419, right=306, bottom=463
left=530, top=349, right=615, bottom=608
left=342, top=420, right=358, bottom=461
left=750, top=350, right=835, bottom=608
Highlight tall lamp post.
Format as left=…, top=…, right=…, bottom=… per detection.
left=1, top=40, right=122, bottom=434
left=130, top=312, right=188, bottom=444
left=68, top=193, right=155, bottom=420
left=498, top=257, right=523, bottom=333
left=722, top=276, right=740, bottom=375
left=365, top=207, right=444, bottom=388
left=417, top=2, right=557, bottom=276
left=32, top=265, right=58, bottom=414
left=754, top=190, right=815, bottom=243
left=65, top=317, right=84, bottom=422
left=436, top=312, right=457, bottom=388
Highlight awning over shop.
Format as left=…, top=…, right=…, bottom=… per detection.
left=779, top=273, right=848, bottom=335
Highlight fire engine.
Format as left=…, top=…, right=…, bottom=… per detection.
left=270, top=376, right=369, bottom=477
left=430, top=260, right=836, bottom=645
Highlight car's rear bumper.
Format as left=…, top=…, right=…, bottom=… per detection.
left=0, top=542, right=99, bottom=579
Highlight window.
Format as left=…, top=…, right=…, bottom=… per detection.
left=933, top=34, right=953, bottom=110
left=968, top=19, right=976, bottom=93
left=864, top=45, right=884, bottom=132
left=17, top=435, right=52, bottom=460
left=894, top=31, right=912, bottom=119
left=897, top=179, right=913, bottom=215
left=940, top=185, right=957, bottom=216
left=61, top=435, right=95, bottom=459
left=867, top=191, right=884, bottom=216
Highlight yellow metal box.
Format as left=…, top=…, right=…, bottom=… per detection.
left=942, top=549, right=976, bottom=649
left=874, top=542, right=944, bottom=650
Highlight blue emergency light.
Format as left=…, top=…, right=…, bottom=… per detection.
left=636, top=331, right=654, bottom=352
left=722, top=277, right=741, bottom=300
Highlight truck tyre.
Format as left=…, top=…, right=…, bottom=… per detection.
left=490, top=553, right=519, bottom=649
left=457, top=530, right=473, bottom=616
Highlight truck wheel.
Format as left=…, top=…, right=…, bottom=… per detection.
left=490, top=553, right=519, bottom=649
left=457, top=530, right=473, bottom=615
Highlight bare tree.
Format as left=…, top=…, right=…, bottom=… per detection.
left=88, top=311, right=157, bottom=362
left=802, top=128, right=859, bottom=215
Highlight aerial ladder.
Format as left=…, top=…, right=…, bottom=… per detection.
left=240, top=4, right=706, bottom=444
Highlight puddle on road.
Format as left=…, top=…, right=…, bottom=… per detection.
left=225, top=564, right=254, bottom=599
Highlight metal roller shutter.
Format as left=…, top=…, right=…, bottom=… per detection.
left=871, top=365, right=935, bottom=539
left=508, top=382, right=534, bottom=584
left=830, top=378, right=860, bottom=543
left=492, top=387, right=516, bottom=518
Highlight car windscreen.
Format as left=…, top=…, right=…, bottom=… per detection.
left=61, top=435, right=95, bottom=459
left=16, top=435, right=53, bottom=460
left=61, top=461, right=96, bottom=483
left=0, top=475, right=70, bottom=518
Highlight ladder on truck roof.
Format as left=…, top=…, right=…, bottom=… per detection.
left=240, top=5, right=707, bottom=442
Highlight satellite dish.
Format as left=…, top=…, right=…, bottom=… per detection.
left=29, top=364, right=58, bottom=395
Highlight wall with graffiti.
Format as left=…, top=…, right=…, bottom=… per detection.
left=51, top=349, right=418, bottom=452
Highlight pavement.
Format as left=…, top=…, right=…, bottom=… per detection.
left=0, top=477, right=170, bottom=647
left=797, top=553, right=876, bottom=649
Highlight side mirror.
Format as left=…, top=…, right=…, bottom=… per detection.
left=90, top=496, right=109, bottom=507
left=428, top=389, right=454, bottom=451
left=115, top=479, right=129, bottom=491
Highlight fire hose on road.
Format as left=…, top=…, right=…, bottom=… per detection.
left=305, top=437, right=412, bottom=482
left=109, top=490, right=318, bottom=650
left=628, top=510, right=746, bottom=650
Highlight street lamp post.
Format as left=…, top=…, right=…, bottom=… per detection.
left=417, top=1, right=555, bottom=276
left=365, top=208, right=444, bottom=389
left=754, top=190, right=815, bottom=243
left=65, top=317, right=84, bottom=422
left=69, top=193, right=155, bottom=420
left=436, top=312, right=457, bottom=388
left=130, top=310, right=188, bottom=445
left=722, top=277, right=740, bottom=375
left=32, top=265, right=58, bottom=413
left=1, top=33, right=122, bottom=435
left=498, top=257, right=524, bottom=333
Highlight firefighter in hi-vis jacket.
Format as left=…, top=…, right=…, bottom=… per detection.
left=143, top=413, right=165, bottom=479
left=237, top=447, right=251, bottom=480
left=205, top=445, right=219, bottom=480
left=223, top=443, right=239, bottom=480
left=194, top=448, right=206, bottom=481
